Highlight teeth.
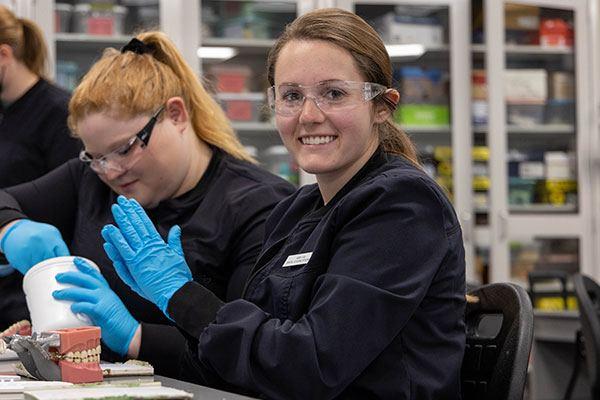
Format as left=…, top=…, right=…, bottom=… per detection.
left=61, top=346, right=101, bottom=363
left=301, top=136, right=336, bottom=145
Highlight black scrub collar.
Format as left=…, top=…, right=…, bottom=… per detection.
left=309, top=145, right=389, bottom=215
left=148, top=145, right=223, bottom=219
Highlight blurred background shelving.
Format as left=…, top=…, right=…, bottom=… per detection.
left=13, top=0, right=600, bottom=290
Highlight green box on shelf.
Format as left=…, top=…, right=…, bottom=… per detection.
left=395, top=104, right=450, bottom=125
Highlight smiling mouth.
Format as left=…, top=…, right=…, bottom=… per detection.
left=299, top=136, right=337, bottom=145
left=118, top=180, right=137, bottom=189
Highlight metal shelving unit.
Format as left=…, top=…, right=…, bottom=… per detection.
left=485, top=0, right=594, bottom=286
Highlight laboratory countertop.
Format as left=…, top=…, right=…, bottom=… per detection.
left=0, top=359, right=256, bottom=399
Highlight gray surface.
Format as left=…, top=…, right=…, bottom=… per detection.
left=155, top=375, right=257, bottom=400
left=531, top=311, right=591, bottom=400
left=0, top=359, right=256, bottom=399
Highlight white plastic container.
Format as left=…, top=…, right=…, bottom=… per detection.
left=23, top=256, right=99, bottom=333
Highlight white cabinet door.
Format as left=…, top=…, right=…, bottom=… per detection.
left=485, top=0, right=594, bottom=287
left=197, top=0, right=311, bottom=186
left=332, top=0, right=475, bottom=279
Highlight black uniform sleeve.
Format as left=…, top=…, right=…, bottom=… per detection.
left=0, top=160, right=82, bottom=241
left=139, top=281, right=224, bottom=377
left=185, top=176, right=453, bottom=399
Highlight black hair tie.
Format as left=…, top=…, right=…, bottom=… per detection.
left=121, top=38, right=155, bottom=55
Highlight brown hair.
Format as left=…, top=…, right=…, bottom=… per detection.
left=68, top=31, right=253, bottom=162
left=267, top=8, right=419, bottom=166
left=0, top=5, right=48, bottom=77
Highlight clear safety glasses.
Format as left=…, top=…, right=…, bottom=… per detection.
left=267, top=80, right=387, bottom=117
left=79, top=105, right=165, bottom=174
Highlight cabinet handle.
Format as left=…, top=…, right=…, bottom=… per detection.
left=498, top=211, right=508, bottom=241
left=460, top=212, right=473, bottom=244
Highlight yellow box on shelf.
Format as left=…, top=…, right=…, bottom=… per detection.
left=473, top=176, right=491, bottom=191
left=472, top=146, right=489, bottom=162
left=534, top=296, right=578, bottom=311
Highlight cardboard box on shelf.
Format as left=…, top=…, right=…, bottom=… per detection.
left=217, top=93, right=265, bottom=122
left=540, top=18, right=573, bottom=47
left=550, top=72, right=574, bottom=101
left=505, top=69, right=547, bottom=103
left=544, top=151, right=575, bottom=180
left=505, top=4, right=539, bottom=31
left=507, top=103, right=545, bottom=126
left=371, top=12, right=444, bottom=46
left=209, top=65, right=252, bottom=93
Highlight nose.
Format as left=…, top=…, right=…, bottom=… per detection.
left=101, top=163, right=126, bottom=181
left=298, top=96, right=326, bottom=123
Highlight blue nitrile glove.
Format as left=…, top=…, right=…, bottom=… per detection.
left=101, top=196, right=192, bottom=316
left=52, top=257, right=139, bottom=356
left=0, top=219, right=70, bottom=274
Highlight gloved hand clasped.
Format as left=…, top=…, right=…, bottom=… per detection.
left=101, top=196, right=192, bottom=317
left=0, top=219, right=70, bottom=274
left=52, top=257, right=139, bottom=356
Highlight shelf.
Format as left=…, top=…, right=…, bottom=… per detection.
left=471, top=43, right=573, bottom=55
left=232, top=122, right=277, bottom=132
left=216, top=92, right=265, bottom=101
left=505, top=44, right=573, bottom=55
left=55, top=33, right=132, bottom=43
left=508, top=124, right=574, bottom=134
left=473, top=124, right=575, bottom=134
left=476, top=204, right=577, bottom=213
left=55, top=33, right=130, bottom=53
left=201, top=37, right=276, bottom=55
left=509, top=204, right=577, bottom=213
left=402, top=125, right=451, bottom=134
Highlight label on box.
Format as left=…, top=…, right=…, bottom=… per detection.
left=519, top=162, right=545, bottom=179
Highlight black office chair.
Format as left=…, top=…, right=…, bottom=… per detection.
left=570, top=274, right=600, bottom=399
left=461, top=282, right=534, bottom=400
left=528, top=270, right=570, bottom=310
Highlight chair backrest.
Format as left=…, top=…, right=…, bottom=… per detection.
left=461, top=282, right=534, bottom=400
left=572, top=274, right=600, bottom=398
left=528, top=270, right=570, bottom=310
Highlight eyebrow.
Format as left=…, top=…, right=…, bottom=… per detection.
left=86, top=135, right=134, bottom=159
left=279, top=79, right=346, bottom=87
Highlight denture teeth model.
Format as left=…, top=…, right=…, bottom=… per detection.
left=48, top=326, right=103, bottom=383
left=5, top=326, right=103, bottom=383
left=0, top=320, right=32, bottom=337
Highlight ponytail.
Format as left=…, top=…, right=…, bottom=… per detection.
left=18, top=18, right=47, bottom=77
left=137, top=32, right=254, bottom=162
left=0, top=6, right=48, bottom=77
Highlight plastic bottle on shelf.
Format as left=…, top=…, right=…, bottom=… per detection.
left=262, top=145, right=298, bottom=186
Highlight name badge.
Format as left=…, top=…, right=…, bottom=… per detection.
left=282, top=252, right=313, bottom=268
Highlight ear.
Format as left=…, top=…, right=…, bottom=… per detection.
left=0, top=44, right=14, bottom=64
left=374, top=89, right=400, bottom=124
left=164, top=97, right=189, bottom=133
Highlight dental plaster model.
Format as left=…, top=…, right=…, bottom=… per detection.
left=3, top=326, right=103, bottom=384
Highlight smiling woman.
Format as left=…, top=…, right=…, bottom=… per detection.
left=97, top=8, right=467, bottom=400
left=0, top=31, right=295, bottom=377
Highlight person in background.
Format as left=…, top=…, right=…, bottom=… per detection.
left=93, top=8, right=466, bottom=399
left=0, top=5, right=81, bottom=330
left=0, top=32, right=294, bottom=377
